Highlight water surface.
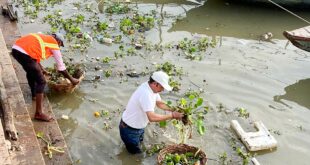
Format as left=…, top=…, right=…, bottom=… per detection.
left=16, top=0, right=310, bottom=164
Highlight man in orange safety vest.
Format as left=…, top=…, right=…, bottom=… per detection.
left=11, top=33, right=79, bottom=121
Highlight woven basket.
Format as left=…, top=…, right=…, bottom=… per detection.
left=46, top=69, right=84, bottom=93
left=157, top=144, right=207, bottom=165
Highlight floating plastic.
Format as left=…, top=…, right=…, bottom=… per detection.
left=102, top=37, right=113, bottom=44
left=231, top=120, right=277, bottom=151
left=61, top=115, right=69, bottom=120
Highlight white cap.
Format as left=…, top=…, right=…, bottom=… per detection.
left=151, top=71, right=172, bottom=91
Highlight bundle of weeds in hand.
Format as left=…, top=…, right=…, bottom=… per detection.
left=45, top=62, right=84, bottom=93
left=163, top=92, right=209, bottom=143
left=46, top=62, right=84, bottom=84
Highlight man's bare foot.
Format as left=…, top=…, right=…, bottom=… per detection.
left=34, top=113, right=54, bottom=122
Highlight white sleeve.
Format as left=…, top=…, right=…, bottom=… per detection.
left=139, top=94, right=155, bottom=112
left=156, top=94, right=161, bottom=101
left=51, top=49, right=66, bottom=71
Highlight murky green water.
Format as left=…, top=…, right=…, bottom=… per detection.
left=16, top=0, right=310, bottom=164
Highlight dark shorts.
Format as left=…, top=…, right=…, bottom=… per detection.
left=11, top=49, right=46, bottom=96
left=119, top=119, right=144, bottom=154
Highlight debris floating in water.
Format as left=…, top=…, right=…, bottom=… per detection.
left=61, top=115, right=69, bottom=120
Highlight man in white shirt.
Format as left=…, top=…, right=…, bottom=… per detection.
left=119, top=71, right=183, bottom=154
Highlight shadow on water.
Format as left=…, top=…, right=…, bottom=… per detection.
left=274, top=78, right=310, bottom=110
left=169, top=0, right=310, bottom=39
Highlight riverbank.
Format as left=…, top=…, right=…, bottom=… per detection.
left=0, top=1, right=72, bottom=164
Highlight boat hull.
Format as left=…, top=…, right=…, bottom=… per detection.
left=283, top=26, right=310, bottom=52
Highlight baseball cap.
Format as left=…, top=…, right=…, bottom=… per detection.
left=52, top=33, right=65, bottom=47
left=151, top=71, right=172, bottom=91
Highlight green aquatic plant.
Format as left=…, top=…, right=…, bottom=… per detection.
left=177, top=37, right=217, bottom=60
left=236, top=107, right=249, bottom=118
left=106, top=3, right=130, bottom=14
left=145, top=143, right=165, bottom=156
left=156, top=62, right=183, bottom=77
left=36, top=132, right=65, bottom=159
left=96, top=21, right=108, bottom=32
left=228, top=137, right=253, bottom=165
left=163, top=152, right=201, bottom=165
left=169, top=78, right=181, bottom=92
left=104, top=69, right=112, bottom=78
left=119, top=13, right=155, bottom=35
left=113, top=35, right=122, bottom=43
left=102, top=57, right=111, bottom=63
left=163, top=94, right=209, bottom=143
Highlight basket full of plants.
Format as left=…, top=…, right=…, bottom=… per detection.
left=157, top=143, right=207, bottom=165
left=157, top=90, right=209, bottom=165
left=45, top=62, right=84, bottom=93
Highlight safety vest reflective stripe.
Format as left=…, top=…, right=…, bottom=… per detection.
left=30, top=33, right=59, bottom=59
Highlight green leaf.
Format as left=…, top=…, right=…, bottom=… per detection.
left=180, top=98, right=187, bottom=106
left=196, top=119, right=205, bottom=135
left=188, top=94, right=195, bottom=101
left=166, top=100, right=172, bottom=105
left=36, top=131, right=44, bottom=138
left=204, top=106, right=209, bottom=114
left=194, top=97, right=203, bottom=108
left=159, top=121, right=167, bottom=128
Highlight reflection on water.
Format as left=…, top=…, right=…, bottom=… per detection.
left=274, top=79, right=310, bottom=110
left=47, top=90, right=85, bottom=111
left=169, top=0, right=310, bottom=39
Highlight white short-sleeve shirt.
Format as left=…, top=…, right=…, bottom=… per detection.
left=122, top=82, right=161, bottom=129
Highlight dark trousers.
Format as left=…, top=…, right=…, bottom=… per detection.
left=11, top=49, right=46, bottom=97
left=119, top=120, right=144, bottom=154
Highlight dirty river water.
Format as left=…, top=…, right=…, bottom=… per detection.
left=15, top=0, right=310, bottom=164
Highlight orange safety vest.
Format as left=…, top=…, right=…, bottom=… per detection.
left=15, top=33, right=60, bottom=62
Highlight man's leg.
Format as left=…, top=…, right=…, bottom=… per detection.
left=26, top=72, right=36, bottom=100
left=11, top=49, right=53, bottom=122
left=119, top=121, right=144, bottom=154
left=12, top=49, right=36, bottom=100
left=32, top=63, right=53, bottom=122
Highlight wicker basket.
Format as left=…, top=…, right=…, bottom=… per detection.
left=157, top=144, right=207, bottom=165
left=46, top=69, right=84, bottom=93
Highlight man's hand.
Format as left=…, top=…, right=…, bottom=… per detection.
left=71, top=78, right=80, bottom=85
left=171, top=111, right=184, bottom=120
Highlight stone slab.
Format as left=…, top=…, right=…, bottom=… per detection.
left=0, top=27, right=45, bottom=165
left=0, top=116, right=11, bottom=165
